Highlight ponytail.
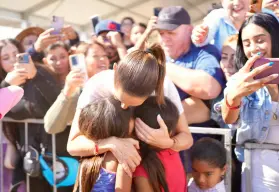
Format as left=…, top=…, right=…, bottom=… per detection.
left=145, top=44, right=166, bottom=105
left=114, top=43, right=166, bottom=105
left=73, top=155, right=104, bottom=192
left=140, top=142, right=169, bottom=192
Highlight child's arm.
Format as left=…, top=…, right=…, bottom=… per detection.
left=133, top=177, right=154, bottom=192
left=192, top=9, right=223, bottom=47
left=115, top=164, right=132, bottom=192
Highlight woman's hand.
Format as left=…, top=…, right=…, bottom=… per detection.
left=191, top=24, right=209, bottom=44
left=5, top=67, right=29, bottom=86
left=105, top=137, right=141, bottom=177
left=14, top=56, right=37, bottom=80
left=34, top=28, right=61, bottom=52
left=145, top=16, right=157, bottom=34
left=61, top=25, right=77, bottom=40
left=63, top=69, right=86, bottom=97
left=135, top=114, right=173, bottom=149
left=226, top=54, right=278, bottom=104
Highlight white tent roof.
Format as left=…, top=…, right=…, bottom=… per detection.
left=0, top=0, right=220, bottom=38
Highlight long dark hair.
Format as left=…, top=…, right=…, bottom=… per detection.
left=134, top=96, right=179, bottom=192
left=114, top=43, right=166, bottom=105
left=0, top=39, right=24, bottom=82
left=235, top=13, right=279, bottom=70
left=74, top=94, right=133, bottom=192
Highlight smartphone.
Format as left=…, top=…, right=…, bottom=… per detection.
left=51, top=16, right=64, bottom=35
left=253, top=58, right=279, bottom=84
left=17, top=53, right=29, bottom=64
left=249, top=0, right=263, bottom=13
left=154, top=7, right=162, bottom=17
left=69, top=54, right=88, bottom=79
left=91, top=15, right=100, bottom=32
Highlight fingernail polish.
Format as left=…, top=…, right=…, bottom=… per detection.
left=269, top=62, right=274, bottom=66
left=257, top=52, right=261, bottom=56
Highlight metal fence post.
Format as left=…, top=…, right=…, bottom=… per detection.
left=0, top=121, right=3, bottom=192
left=24, top=121, right=30, bottom=192
left=52, top=134, right=57, bottom=192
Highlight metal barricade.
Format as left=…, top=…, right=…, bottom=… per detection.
left=244, top=143, right=279, bottom=192
left=188, top=127, right=232, bottom=192
left=0, top=118, right=57, bottom=192
left=1, top=119, right=232, bottom=192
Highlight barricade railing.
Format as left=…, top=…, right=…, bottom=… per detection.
left=0, top=118, right=57, bottom=192
left=188, top=127, right=232, bottom=192
left=244, top=143, right=279, bottom=192
left=1, top=118, right=232, bottom=192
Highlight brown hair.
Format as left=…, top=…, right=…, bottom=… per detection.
left=114, top=43, right=166, bottom=105
left=44, top=42, right=70, bottom=55
left=0, top=39, right=24, bottom=82
left=74, top=94, right=133, bottom=192
left=134, top=96, right=179, bottom=192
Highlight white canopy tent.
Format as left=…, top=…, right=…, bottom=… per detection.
left=0, top=0, right=220, bottom=40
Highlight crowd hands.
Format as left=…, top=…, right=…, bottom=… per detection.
left=1, top=0, right=279, bottom=191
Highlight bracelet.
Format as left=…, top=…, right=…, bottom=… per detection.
left=94, top=141, right=99, bottom=155
left=225, top=95, right=241, bottom=110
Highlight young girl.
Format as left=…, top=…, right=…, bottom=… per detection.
left=133, top=96, right=187, bottom=192
left=74, top=94, right=133, bottom=192
left=188, top=138, right=227, bottom=192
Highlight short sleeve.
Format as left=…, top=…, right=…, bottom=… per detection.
left=164, top=77, right=184, bottom=115
left=133, top=165, right=148, bottom=178
left=195, top=47, right=226, bottom=89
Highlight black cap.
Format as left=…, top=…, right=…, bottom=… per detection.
left=156, top=6, right=191, bottom=31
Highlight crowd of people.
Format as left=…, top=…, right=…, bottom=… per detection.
left=1, top=0, right=279, bottom=191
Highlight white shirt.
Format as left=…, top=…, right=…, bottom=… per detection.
left=77, top=70, right=184, bottom=115
left=188, top=178, right=226, bottom=192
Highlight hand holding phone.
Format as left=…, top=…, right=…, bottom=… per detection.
left=15, top=54, right=37, bottom=80
left=69, top=54, right=88, bottom=79
left=154, top=7, right=162, bottom=17
left=91, top=15, right=100, bottom=33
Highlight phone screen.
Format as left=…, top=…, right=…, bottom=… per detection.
left=51, top=16, right=64, bottom=35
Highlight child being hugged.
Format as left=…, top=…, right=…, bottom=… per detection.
left=188, top=138, right=227, bottom=192
left=133, top=96, right=187, bottom=192
left=74, top=94, right=134, bottom=192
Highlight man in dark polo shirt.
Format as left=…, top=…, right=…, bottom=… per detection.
left=155, top=6, right=226, bottom=164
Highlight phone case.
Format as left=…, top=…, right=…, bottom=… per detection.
left=17, top=53, right=29, bottom=64
left=51, top=16, right=64, bottom=35
left=253, top=58, right=279, bottom=84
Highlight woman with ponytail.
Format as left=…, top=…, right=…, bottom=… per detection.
left=67, top=44, right=193, bottom=176
left=133, top=96, right=187, bottom=192
left=74, top=94, right=134, bottom=192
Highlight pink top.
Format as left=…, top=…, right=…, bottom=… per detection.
left=0, top=86, right=24, bottom=119
left=134, top=149, right=187, bottom=192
